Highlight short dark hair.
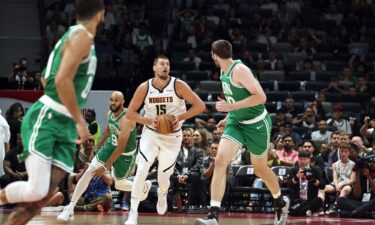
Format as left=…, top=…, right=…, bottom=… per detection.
left=87, top=109, right=96, bottom=117
left=76, top=0, right=104, bottom=20
left=153, top=55, right=169, bottom=65
left=211, top=40, right=232, bottom=59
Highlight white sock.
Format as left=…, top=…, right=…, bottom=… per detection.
left=131, top=197, right=140, bottom=211
left=272, top=191, right=281, bottom=199
left=210, top=200, right=221, bottom=208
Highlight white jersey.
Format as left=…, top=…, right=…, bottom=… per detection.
left=143, top=76, right=186, bottom=131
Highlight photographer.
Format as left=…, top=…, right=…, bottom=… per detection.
left=289, top=151, right=325, bottom=216
left=337, top=155, right=375, bottom=218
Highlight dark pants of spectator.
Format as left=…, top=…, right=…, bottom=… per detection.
left=289, top=197, right=323, bottom=216
left=337, top=197, right=375, bottom=218
left=170, top=172, right=201, bottom=207
left=0, top=175, right=26, bottom=188
left=200, top=175, right=235, bottom=207
left=74, top=193, right=112, bottom=212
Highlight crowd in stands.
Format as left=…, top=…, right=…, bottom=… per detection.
left=1, top=0, right=375, bottom=219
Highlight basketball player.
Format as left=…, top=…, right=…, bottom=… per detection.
left=0, top=1, right=105, bottom=224
left=57, top=91, right=151, bottom=221
left=195, top=40, right=289, bottom=225
left=124, top=55, right=206, bottom=225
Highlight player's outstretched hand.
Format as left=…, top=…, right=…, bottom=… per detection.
left=76, top=121, right=92, bottom=144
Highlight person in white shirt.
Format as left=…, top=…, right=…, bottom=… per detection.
left=0, top=109, right=11, bottom=177
left=311, top=120, right=332, bottom=144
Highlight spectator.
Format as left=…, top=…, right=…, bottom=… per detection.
left=201, top=141, right=234, bottom=208
left=85, top=109, right=101, bottom=147
left=185, top=26, right=198, bottom=49
left=264, top=50, right=278, bottom=70
left=327, top=131, right=341, bottom=166
left=292, top=106, right=316, bottom=131
left=310, top=100, right=326, bottom=120
left=171, top=128, right=203, bottom=209
left=255, top=26, right=277, bottom=50
left=0, top=109, right=10, bottom=178
left=360, top=116, right=375, bottom=144
left=351, top=136, right=370, bottom=158
left=288, top=151, right=325, bottom=217
left=324, top=144, right=356, bottom=215
left=212, top=0, right=230, bottom=13
left=294, top=36, right=316, bottom=55
left=74, top=164, right=113, bottom=212
left=337, top=157, right=375, bottom=218
left=183, top=49, right=202, bottom=70
left=178, top=8, right=197, bottom=36
left=193, top=129, right=209, bottom=156
left=275, top=135, right=299, bottom=167
left=311, top=120, right=332, bottom=145
left=6, top=103, right=23, bottom=149
left=281, top=96, right=301, bottom=118
left=212, top=128, right=222, bottom=143
left=194, top=117, right=216, bottom=144
left=0, top=134, right=27, bottom=188
left=320, top=75, right=346, bottom=94
left=327, top=104, right=352, bottom=135
left=260, top=0, right=278, bottom=15
left=240, top=49, right=256, bottom=68
left=301, top=140, right=326, bottom=173
left=132, top=23, right=154, bottom=51
left=339, top=67, right=358, bottom=86
left=284, top=122, right=302, bottom=147
left=324, top=3, right=343, bottom=26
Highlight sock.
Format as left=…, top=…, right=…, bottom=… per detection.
left=130, top=196, right=140, bottom=211
left=210, top=200, right=221, bottom=208
left=272, top=191, right=281, bottom=199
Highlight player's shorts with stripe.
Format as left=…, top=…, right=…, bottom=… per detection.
left=96, top=144, right=137, bottom=180
left=222, top=110, right=272, bottom=158
left=19, top=101, right=77, bottom=172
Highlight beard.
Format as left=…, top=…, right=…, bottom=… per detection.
left=110, top=104, right=121, bottom=113
left=157, top=72, right=169, bottom=80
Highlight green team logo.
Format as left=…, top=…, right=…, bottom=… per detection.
left=109, top=123, right=119, bottom=146
left=81, top=56, right=97, bottom=99
left=222, top=82, right=235, bottom=103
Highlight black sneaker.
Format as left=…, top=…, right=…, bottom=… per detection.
left=195, top=206, right=220, bottom=225
left=274, top=196, right=290, bottom=225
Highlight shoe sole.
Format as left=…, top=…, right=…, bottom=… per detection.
left=57, top=215, right=74, bottom=221
left=194, top=218, right=218, bottom=225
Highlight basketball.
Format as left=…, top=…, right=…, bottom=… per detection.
left=156, top=114, right=175, bottom=134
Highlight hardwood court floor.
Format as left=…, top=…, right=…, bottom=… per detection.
left=0, top=210, right=374, bottom=225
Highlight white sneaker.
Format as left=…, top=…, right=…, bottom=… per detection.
left=57, top=205, right=74, bottom=221
left=140, top=180, right=152, bottom=201
left=156, top=188, right=167, bottom=215
left=274, top=196, right=290, bottom=225
left=124, top=209, right=138, bottom=225
left=194, top=218, right=218, bottom=225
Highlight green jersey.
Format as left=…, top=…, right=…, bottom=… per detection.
left=105, top=110, right=137, bottom=153
left=220, top=60, right=265, bottom=122
left=43, top=24, right=97, bottom=109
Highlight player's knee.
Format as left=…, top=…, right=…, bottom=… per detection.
left=28, top=185, right=49, bottom=201
left=214, top=155, right=227, bottom=169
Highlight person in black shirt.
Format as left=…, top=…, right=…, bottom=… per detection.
left=289, top=151, right=325, bottom=216
left=6, top=103, right=23, bottom=149
left=0, top=134, right=27, bottom=188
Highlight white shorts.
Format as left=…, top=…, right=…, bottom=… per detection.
left=137, top=126, right=182, bottom=173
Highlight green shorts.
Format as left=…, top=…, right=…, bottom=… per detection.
left=96, top=145, right=136, bottom=180
left=222, top=113, right=272, bottom=158
left=19, top=101, right=77, bottom=172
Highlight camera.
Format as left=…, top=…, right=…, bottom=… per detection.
left=301, top=167, right=314, bottom=181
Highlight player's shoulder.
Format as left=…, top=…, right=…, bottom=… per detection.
left=233, top=62, right=252, bottom=74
